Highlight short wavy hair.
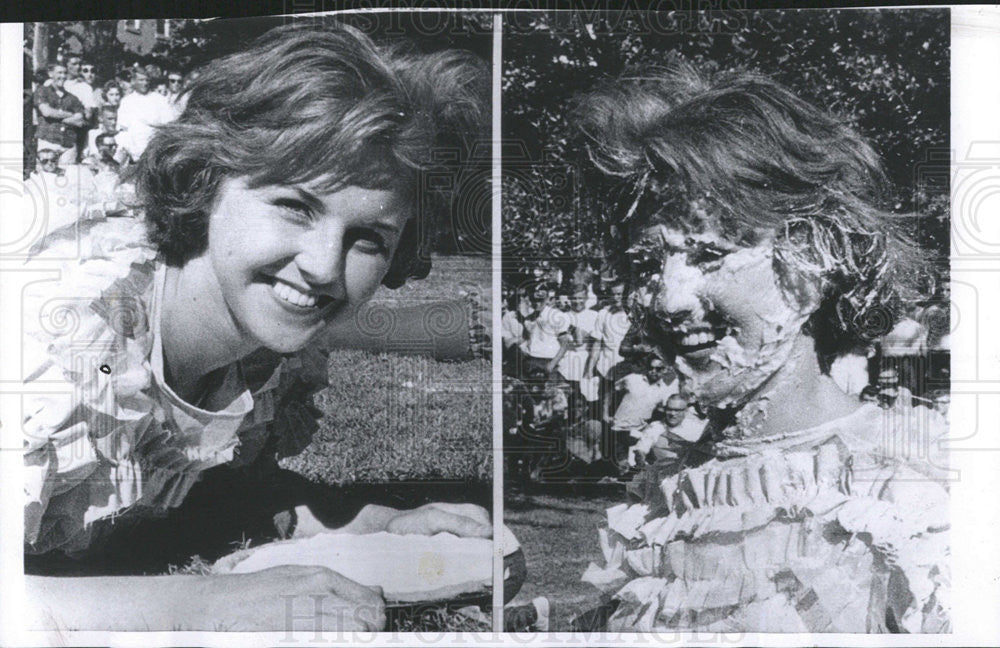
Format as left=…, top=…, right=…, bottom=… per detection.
left=575, top=61, right=929, bottom=356
left=135, top=22, right=487, bottom=288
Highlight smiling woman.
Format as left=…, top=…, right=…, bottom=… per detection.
left=21, top=21, right=488, bottom=632
left=576, top=62, right=950, bottom=633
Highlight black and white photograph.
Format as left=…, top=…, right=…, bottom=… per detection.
left=8, top=3, right=1000, bottom=645
left=501, top=8, right=952, bottom=633
left=15, top=11, right=494, bottom=633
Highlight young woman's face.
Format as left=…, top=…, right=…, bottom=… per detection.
left=205, top=176, right=408, bottom=353
left=627, top=222, right=818, bottom=408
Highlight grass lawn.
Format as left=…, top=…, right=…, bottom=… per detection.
left=505, top=490, right=620, bottom=631
left=281, top=255, right=492, bottom=486
left=367, top=255, right=490, bottom=309
left=283, top=350, right=491, bottom=484
left=276, top=255, right=492, bottom=630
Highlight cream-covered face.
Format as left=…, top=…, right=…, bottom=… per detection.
left=627, top=222, right=820, bottom=408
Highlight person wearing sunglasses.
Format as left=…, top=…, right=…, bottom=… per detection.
left=64, top=56, right=98, bottom=121
left=163, top=68, right=186, bottom=117
left=33, top=148, right=61, bottom=176
left=84, top=105, right=121, bottom=161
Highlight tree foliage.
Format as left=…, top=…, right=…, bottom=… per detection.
left=502, top=9, right=949, bottom=283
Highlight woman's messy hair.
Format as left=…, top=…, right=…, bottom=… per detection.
left=575, top=60, right=929, bottom=355
left=136, top=22, right=487, bottom=287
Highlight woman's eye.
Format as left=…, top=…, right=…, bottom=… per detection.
left=348, top=229, right=388, bottom=255
left=626, top=241, right=663, bottom=276
left=687, top=244, right=730, bottom=268
left=274, top=199, right=313, bottom=224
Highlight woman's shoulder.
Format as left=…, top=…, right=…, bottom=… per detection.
left=23, top=218, right=159, bottom=348
left=21, top=219, right=165, bottom=553
left=22, top=218, right=161, bottom=437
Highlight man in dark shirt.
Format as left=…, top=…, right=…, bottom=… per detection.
left=34, top=63, right=86, bottom=165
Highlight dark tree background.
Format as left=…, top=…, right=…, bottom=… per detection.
left=501, top=9, right=950, bottom=289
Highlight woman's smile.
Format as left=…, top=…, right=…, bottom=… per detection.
left=630, top=223, right=818, bottom=407
left=262, top=274, right=339, bottom=314
left=200, top=177, right=409, bottom=354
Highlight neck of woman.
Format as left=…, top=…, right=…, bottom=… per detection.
left=724, top=335, right=860, bottom=441
left=160, top=260, right=261, bottom=404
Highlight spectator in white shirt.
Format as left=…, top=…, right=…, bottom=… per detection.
left=64, top=56, right=99, bottom=123
left=553, top=283, right=600, bottom=387
left=584, top=281, right=631, bottom=420
left=501, top=286, right=534, bottom=351
left=116, top=68, right=176, bottom=162
left=608, top=357, right=679, bottom=468
left=64, top=54, right=82, bottom=85
left=521, top=284, right=571, bottom=375
left=626, top=393, right=708, bottom=467
left=85, top=106, right=120, bottom=159
left=165, top=69, right=188, bottom=119
left=611, top=357, right=679, bottom=436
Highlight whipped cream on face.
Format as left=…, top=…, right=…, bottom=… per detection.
left=640, top=242, right=815, bottom=411
left=272, top=279, right=319, bottom=308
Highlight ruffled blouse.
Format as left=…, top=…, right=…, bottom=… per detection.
left=22, top=217, right=329, bottom=556
left=583, top=404, right=950, bottom=633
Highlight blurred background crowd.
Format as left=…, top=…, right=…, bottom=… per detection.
left=23, top=20, right=203, bottom=233
left=502, top=259, right=951, bottom=486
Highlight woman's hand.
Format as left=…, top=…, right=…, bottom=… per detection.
left=325, top=502, right=492, bottom=538
left=197, top=566, right=386, bottom=632
left=384, top=502, right=492, bottom=538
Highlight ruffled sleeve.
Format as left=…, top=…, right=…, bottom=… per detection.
left=22, top=218, right=159, bottom=554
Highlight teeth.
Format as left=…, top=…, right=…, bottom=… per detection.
left=678, top=329, right=720, bottom=347
left=272, top=280, right=318, bottom=308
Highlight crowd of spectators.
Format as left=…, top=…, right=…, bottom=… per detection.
left=502, top=260, right=951, bottom=486
left=25, top=49, right=193, bottom=232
